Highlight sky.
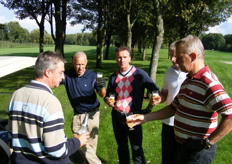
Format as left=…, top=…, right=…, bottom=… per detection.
left=0, top=4, right=232, bottom=35
left=0, top=4, right=86, bottom=34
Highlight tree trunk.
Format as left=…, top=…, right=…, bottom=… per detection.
left=53, top=0, right=67, bottom=57
left=96, top=27, right=104, bottom=68
left=142, top=47, right=146, bottom=61
left=126, top=13, right=132, bottom=50
left=96, top=0, right=105, bottom=68
left=104, top=31, right=111, bottom=60
left=39, top=24, right=44, bottom=53
left=149, top=0, right=164, bottom=82
left=138, top=41, right=142, bottom=55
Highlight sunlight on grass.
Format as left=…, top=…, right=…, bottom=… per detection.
left=1, top=45, right=232, bottom=163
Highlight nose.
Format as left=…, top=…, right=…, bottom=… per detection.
left=171, top=56, right=176, bottom=62
left=61, top=72, right=65, bottom=80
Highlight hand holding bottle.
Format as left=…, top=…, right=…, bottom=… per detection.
left=74, top=132, right=90, bottom=147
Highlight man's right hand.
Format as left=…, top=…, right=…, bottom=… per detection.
left=104, top=97, right=115, bottom=107
left=74, top=132, right=90, bottom=147
left=132, top=114, right=145, bottom=127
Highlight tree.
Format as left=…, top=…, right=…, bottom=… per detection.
left=163, top=0, right=232, bottom=40
left=1, top=0, right=52, bottom=52
left=65, top=34, right=77, bottom=44
left=224, top=34, right=232, bottom=52
left=202, top=33, right=225, bottom=50
left=44, top=31, right=53, bottom=44
left=71, top=0, right=106, bottom=68
left=95, top=0, right=105, bottom=68
left=30, top=29, right=53, bottom=44
left=48, top=0, right=70, bottom=56
left=113, top=0, right=148, bottom=50
left=0, top=23, right=7, bottom=41
left=149, top=0, right=164, bottom=83
left=30, top=29, right=40, bottom=43
left=6, top=22, right=29, bottom=43
left=224, top=34, right=232, bottom=46
left=131, top=1, right=156, bottom=60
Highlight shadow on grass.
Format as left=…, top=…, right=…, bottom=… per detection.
left=0, top=67, right=34, bottom=92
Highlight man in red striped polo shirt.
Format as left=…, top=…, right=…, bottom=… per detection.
left=133, top=35, right=232, bottom=164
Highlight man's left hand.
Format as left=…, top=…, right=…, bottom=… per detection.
left=97, top=78, right=106, bottom=88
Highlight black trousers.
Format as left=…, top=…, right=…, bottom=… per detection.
left=176, top=140, right=216, bottom=164
left=161, top=123, right=178, bottom=164
left=111, top=110, right=145, bottom=164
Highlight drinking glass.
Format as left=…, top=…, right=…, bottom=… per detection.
left=151, top=90, right=160, bottom=104
left=126, top=112, right=134, bottom=130
left=109, top=92, right=115, bottom=103
left=96, top=72, right=103, bottom=83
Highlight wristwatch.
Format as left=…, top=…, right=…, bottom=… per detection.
left=203, top=138, right=213, bottom=149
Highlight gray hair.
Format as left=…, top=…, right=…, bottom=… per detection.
left=168, top=41, right=176, bottom=58
left=35, top=51, right=65, bottom=78
left=176, top=35, right=204, bottom=59
left=73, top=51, right=87, bottom=60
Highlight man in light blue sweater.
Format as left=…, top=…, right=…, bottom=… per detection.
left=7, top=51, right=89, bottom=164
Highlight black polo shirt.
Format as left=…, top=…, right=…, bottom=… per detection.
left=62, top=68, right=101, bottom=114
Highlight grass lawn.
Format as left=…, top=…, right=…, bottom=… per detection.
left=0, top=45, right=232, bottom=163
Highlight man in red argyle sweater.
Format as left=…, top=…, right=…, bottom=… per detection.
left=105, top=46, right=160, bottom=164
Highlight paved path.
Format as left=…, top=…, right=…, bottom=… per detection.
left=0, top=56, right=37, bottom=78
left=221, top=61, right=232, bottom=64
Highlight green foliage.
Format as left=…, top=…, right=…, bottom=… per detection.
left=30, top=29, right=53, bottom=44
left=5, top=21, right=30, bottom=43
left=0, top=41, right=53, bottom=49
left=65, top=33, right=97, bottom=46
left=224, top=34, right=232, bottom=51
left=202, top=33, right=226, bottom=50
left=163, top=0, right=232, bottom=40
left=1, top=45, right=232, bottom=163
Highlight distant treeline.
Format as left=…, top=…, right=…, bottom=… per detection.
left=0, top=21, right=97, bottom=46
left=1, top=21, right=232, bottom=52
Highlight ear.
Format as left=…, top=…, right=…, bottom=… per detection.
left=189, top=52, right=197, bottom=61
left=44, top=69, right=51, bottom=78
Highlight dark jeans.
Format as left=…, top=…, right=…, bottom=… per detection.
left=111, top=110, right=145, bottom=164
left=161, top=123, right=178, bottom=164
left=176, top=140, right=216, bottom=164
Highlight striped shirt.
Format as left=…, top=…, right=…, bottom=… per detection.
left=170, top=66, right=232, bottom=143
left=8, top=80, right=80, bottom=164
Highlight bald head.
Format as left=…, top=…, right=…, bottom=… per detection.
left=73, top=51, right=87, bottom=60
left=72, top=51, right=88, bottom=77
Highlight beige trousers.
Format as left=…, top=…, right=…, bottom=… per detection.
left=72, top=110, right=101, bottom=164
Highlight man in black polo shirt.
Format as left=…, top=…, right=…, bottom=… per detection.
left=62, top=51, right=106, bottom=164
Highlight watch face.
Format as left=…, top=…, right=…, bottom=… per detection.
left=205, top=138, right=212, bottom=149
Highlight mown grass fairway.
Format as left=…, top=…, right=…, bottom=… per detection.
left=0, top=45, right=232, bottom=163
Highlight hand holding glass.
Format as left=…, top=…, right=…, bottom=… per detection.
left=126, top=112, right=134, bottom=130
left=109, top=93, right=115, bottom=105
left=97, top=72, right=103, bottom=82
left=151, top=90, right=160, bottom=104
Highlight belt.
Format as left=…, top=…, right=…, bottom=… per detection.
left=75, top=108, right=98, bottom=114
left=114, top=109, right=126, bottom=115
left=114, top=109, right=140, bottom=114
left=87, top=108, right=98, bottom=112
